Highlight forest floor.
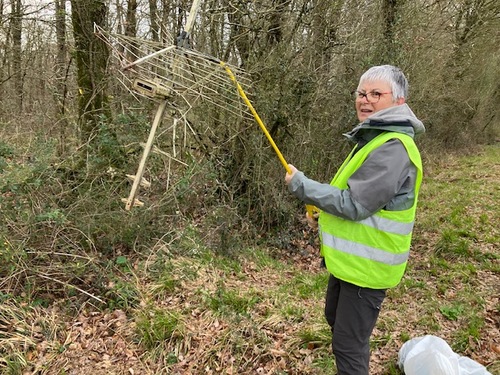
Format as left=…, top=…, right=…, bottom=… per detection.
left=1, top=145, right=499, bottom=375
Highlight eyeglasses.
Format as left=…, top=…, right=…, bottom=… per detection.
left=352, top=90, right=392, bottom=103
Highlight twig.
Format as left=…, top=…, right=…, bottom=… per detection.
left=35, top=273, right=104, bottom=304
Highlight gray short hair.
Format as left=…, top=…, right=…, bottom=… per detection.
left=358, top=65, right=409, bottom=101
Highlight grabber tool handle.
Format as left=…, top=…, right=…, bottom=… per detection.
left=220, top=62, right=291, bottom=174
left=306, top=204, right=320, bottom=218
left=221, top=62, right=319, bottom=216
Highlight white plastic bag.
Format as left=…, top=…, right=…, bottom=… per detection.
left=458, top=356, right=494, bottom=375
left=397, top=335, right=492, bottom=375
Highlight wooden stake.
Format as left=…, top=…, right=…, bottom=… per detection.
left=125, top=100, right=168, bottom=210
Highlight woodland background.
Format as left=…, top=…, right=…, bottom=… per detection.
left=0, top=0, right=499, bottom=374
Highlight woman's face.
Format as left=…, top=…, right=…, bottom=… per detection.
left=355, top=79, right=405, bottom=122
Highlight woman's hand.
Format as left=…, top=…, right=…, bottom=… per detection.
left=305, top=210, right=319, bottom=229
left=284, top=164, right=298, bottom=185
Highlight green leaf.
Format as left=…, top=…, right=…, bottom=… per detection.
left=116, top=256, right=128, bottom=266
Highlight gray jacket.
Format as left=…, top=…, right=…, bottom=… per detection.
left=288, top=104, right=425, bottom=221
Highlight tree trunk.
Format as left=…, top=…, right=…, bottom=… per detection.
left=148, top=0, right=159, bottom=42
left=223, top=1, right=251, bottom=66
left=266, top=0, right=290, bottom=46
left=380, top=0, right=403, bottom=62
left=70, top=0, right=111, bottom=141
left=10, top=0, right=22, bottom=112
left=55, top=0, right=68, bottom=155
left=176, top=0, right=185, bottom=38
left=125, top=0, right=137, bottom=38
left=310, top=0, right=344, bottom=64
left=0, top=0, right=5, bottom=115
left=160, top=0, right=173, bottom=43
left=125, top=0, right=138, bottom=57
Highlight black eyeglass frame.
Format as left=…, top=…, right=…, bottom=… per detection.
left=352, top=90, right=393, bottom=103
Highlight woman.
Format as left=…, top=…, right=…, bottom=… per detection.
left=285, top=65, right=425, bottom=375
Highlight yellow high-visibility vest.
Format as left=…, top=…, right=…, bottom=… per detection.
left=318, top=132, right=423, bottom=289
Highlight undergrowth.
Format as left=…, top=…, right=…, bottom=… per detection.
left=0, top=134, right=498, bottom=373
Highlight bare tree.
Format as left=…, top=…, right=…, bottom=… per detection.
left=10, top=0, right=22, bottom=111
left=380, top=0, right=404, bottom=62
left=266, top=0, right=290, bottom=45
left=223, top=0, right=252, bottom=65
left=125, top=0, right=138, bottom=57
left=55, top=0, right=68, bottom=154
left=70, top=0, right=111, bottom=140
left=0, top=0, right=5, bottom=113
left=125, top=0, right=137, bottom=37
left=148, top=0, right=159, bottom=42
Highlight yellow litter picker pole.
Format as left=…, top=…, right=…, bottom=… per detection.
left=220, top=62, right=291, bottom=174
left=220, top=61, right=318, bottom=217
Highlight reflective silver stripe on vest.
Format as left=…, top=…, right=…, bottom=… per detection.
left=321, top=232, right=409, bottom=265
left=359, top=215, right=414, bottom=235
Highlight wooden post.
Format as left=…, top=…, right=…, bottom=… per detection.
left=124, top=100, right=168, bottom=210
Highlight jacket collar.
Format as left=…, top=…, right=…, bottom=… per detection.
left=344, top=104, right=425, bottom=144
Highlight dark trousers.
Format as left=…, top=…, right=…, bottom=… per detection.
left=325, top=274, right=386, bottom=375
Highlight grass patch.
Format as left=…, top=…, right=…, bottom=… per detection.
left=205, top=284, right=261, bottom=317
left=296, top=325, right=331, bottom=348
left=282, top=272, right=329, bottom=299
left=381, top=145, right=500, bottom=372
left=1, top=136, right=498, bottom=374
left=439, top=304, right=465, bottom=321
left=136, top=308, right=183, bottom=350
